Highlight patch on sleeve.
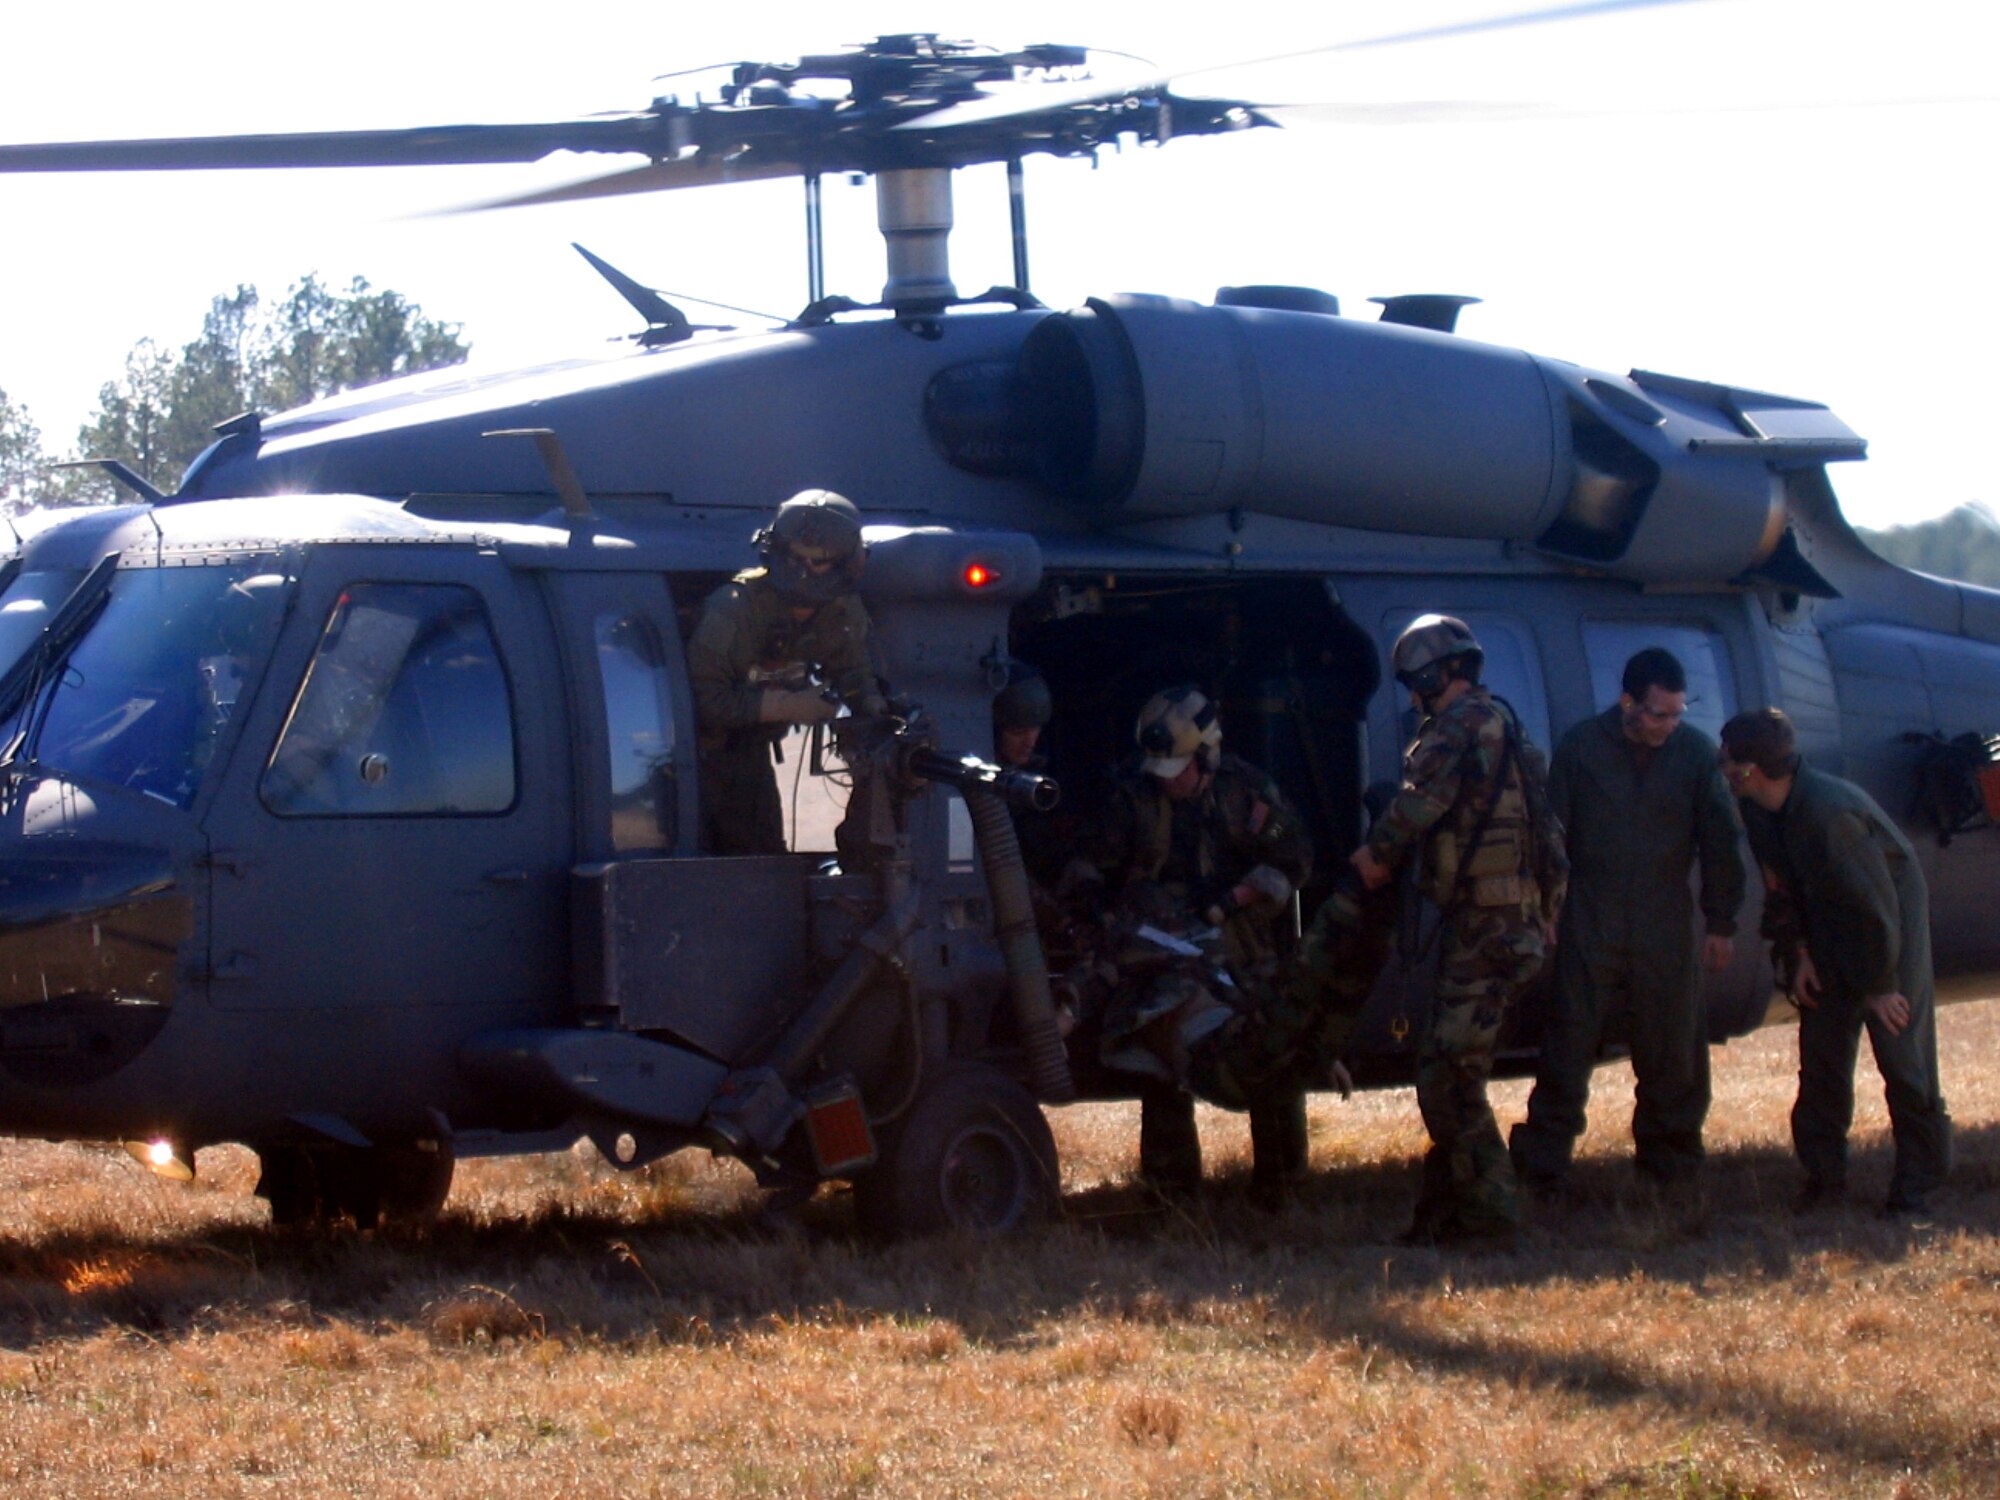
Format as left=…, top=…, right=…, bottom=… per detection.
left=1248, top=799, right=1271, bottom=835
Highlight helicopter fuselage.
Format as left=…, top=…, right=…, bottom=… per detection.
left=3, top=291, right=1996, bottom=1226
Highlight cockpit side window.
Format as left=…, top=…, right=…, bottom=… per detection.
left=262, top=582, right=517, bottom=817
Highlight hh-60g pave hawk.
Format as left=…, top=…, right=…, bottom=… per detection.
left=1, top=7, right=1997, bottom=1234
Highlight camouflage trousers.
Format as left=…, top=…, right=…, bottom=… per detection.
left=699, top=740, right=786, bottom=855
left=1411, top=904, right=1545, bottom=1237
left=1188, top=879, right=1543, bottom=1235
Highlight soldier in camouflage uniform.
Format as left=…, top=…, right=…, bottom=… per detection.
left=1082, top=686, right=1315, bottom=1200
left=992, top=661, right=1067, bottom=887
left=688, top=490, right=884, bottom=855
left=1196, top=616, right=1561, bottom=1242
left=1366, top=617, right=1559, bottom=1241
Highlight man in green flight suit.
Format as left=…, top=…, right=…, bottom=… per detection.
left=688, top=489, right=883, bottom=855
left=1510, top=647, right=1746, bottom=1193
left=1083, top=685, right=1315, bottom=1203
left=1719, top=708, right=1951, bottom=1217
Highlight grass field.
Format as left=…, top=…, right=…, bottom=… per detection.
left=2, top=997, right=1995, bottom=1499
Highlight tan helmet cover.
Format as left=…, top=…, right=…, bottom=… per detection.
left=1135, top=685, right=1222, bottom=779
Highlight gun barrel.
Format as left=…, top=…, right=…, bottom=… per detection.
left=907, top=748, right=1059, bottom=813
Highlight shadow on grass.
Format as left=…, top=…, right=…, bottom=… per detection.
left=0, top=1120, right=1994, bottom=1478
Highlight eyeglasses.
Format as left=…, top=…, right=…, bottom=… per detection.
left=1633, top=693, right=1698, bottom=724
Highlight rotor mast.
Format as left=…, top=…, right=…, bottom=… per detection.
left=876, top=167, right=957, bottom=310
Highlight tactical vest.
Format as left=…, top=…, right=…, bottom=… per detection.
left=1121, top=763, right=1290, bottom=976
left=1426, top=703, right=1535, bottom=910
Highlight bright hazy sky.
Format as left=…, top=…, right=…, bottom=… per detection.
left=1, top=0, right=1991, bottom=530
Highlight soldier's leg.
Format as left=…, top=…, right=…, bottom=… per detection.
left=1628, top=945, right=1709, bottom=1185
left=1863, top=986, right=1952, bottom=1207
left=1510, top=939, right=1615, bottom=1185
left=1248, top=1089, right=1310, bottom=1200
left=1414, top=908, right=1544, bottom=1237
left=701, top=745, right=787, bottom=856
left=1413, top=1004, right=1506, bottom=1237
left=1792, top=992, right=1865, bottom=1194
left=1138, top=1079, right=1203, bottom=1194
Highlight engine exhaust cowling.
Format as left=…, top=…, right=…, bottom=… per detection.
left=1017, top=293, right=1855, bottom=585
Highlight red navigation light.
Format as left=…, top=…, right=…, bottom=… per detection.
left=963, top=561, right=998, bottom=589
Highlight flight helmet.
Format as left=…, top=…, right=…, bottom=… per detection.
left=756, top=488, right=866, bottom=605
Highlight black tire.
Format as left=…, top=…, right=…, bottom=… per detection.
left=366, top=1144, right=455, bottom=1227
left=854, top=1064, right=1060, bottom=1239
left=254, top=1144, right=322, bottom=1229
left=254, top=1142, right=454, bottom=1230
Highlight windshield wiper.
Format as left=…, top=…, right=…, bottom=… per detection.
left=0, top=556, right=118, bottom=782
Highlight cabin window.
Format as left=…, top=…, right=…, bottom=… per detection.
left=262, top=582, right=517, bottom=816
left=1581, top=620, right=1736, bottom=742
left=595, top=612, right=676, bottom=852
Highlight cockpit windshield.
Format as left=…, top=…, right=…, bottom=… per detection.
left=18, top=561, right=289, bottom=808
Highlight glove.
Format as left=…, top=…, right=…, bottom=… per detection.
left=758, top=686, right=840, bottom=725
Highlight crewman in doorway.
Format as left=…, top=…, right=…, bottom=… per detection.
left=689, top=489, right=883, bottom=854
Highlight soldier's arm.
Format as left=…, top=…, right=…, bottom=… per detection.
left=1819, top=811, right=1905, bottom=996
left=814, top=597, right=883, bottom=709
left=1547, top=734, right=1577, bottom=843
left=1755, top=865, right=1804, bottom=964
left=1694, top=755, right=1747, bottom=936
left=687, top=588, right=763, bottom=730
left=1070, top=781, right=1141, bottom=898
left=1740, top=810, right=1802, bottom=955
left=1245, top=775, right=1314, bottom=890
left=1365, top=712, right=1473, bottom=871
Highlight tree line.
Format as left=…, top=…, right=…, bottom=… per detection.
left=1, top=274, right=466, bottom=513
left=1856, top=504, right=2000, bottom=588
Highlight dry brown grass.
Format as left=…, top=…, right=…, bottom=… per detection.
left=3, top=999, right=1998, bottom=1499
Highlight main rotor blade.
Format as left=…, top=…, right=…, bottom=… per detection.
left=441, top=153, right=801, bottom=212
left=1257, top=99, right=1556, bottom=126
left=0, top=118, right=663, bottom=173
left=1261, top=91, right=2000, bottom=129
left=894, top=0, right=1707, bottom=134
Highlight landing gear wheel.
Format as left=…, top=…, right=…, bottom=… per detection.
left=254, top=1145, right=322, bottom=1229
left=854, top=1064, right=1060, bottom=1239
left=367, top=1144, right=456, bottom=1226
left=254, top=1143, right=455, bottom=1229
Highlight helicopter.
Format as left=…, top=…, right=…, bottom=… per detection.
left=0, top=9, right=1996, bottom=1236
